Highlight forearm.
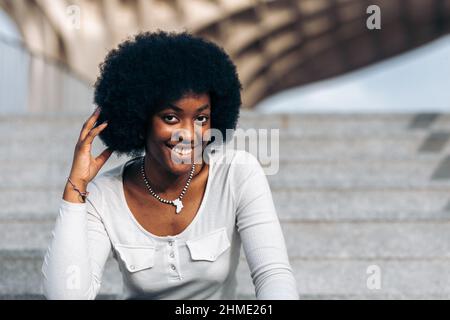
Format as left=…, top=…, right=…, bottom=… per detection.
left=242, top=220, right=300, bottom=300
left=254, top=265, right=300, bottom=300
left=234, top=151, right=299, bottom=300
left=41, top=199, right=100, bottom=300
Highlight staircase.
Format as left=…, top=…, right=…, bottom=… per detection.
left=1, top=111, right=450, bottom=299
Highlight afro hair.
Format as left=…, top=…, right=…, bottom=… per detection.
left=94, top=30, right=243, bottom=158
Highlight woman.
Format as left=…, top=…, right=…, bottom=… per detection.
left=41, top=30, right=299, bottom=300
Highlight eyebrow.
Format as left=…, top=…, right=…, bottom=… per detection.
left=165, top=103, right=210, bottom=113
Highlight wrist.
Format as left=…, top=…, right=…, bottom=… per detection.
left=67, top=176, right=88, bottom=189
left=66, top=177, right=90, bottom=202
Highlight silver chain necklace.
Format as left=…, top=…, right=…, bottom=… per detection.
left=140, top=156, right=196, bottom=214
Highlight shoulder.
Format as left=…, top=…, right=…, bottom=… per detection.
left=90, top=160, right=127, bottom=188
left=232, top=149, right=261, bottom=166
left=211, top=146, right=260, bottom=167
left=212, top=147, right=264, bottom=184
left=89, top=164, right=120, bottom=193
left=229, top=149, right=263, bottom=174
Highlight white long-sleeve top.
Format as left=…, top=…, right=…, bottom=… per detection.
left=41, top=147, right=299, bottom=300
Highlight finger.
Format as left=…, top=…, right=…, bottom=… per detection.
left=80, top=121, right=108, bottom=148
left=78, top=107, right=100, bottom=142
left=79, top=107, right=102, bottom=142
left=95, top=148, right=114, bottom=168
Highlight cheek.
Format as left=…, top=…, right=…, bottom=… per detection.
left=160, top=127, right=175, bottom=140
left=149, top=120, right=173, bottom=141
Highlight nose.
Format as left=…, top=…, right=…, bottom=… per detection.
left=171, top=121, right=202, bottom=147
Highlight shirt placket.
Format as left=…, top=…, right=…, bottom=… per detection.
left=167, top=238, right=182, bottom=281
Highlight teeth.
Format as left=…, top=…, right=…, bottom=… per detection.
left=172, top=146, right=192, bottom=155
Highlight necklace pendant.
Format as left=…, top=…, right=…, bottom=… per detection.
left=173, top=198, right=184, bottom=214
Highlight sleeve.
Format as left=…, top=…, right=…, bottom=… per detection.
left=234, top=151, right=299, bottom=300
left=41, top=180, right=112, bottom=300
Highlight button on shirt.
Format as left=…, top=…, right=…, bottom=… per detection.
left=41, top=148, right=299, bottom=300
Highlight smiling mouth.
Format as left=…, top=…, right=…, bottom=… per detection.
left=165, top=143, right=193, bottom=157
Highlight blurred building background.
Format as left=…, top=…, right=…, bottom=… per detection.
left=1, top=0, right=450, bottom=299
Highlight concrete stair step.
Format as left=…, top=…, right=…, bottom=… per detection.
left=2, top=112, right=450, bottom=135
left=1, top=187, right=450, bottom=221
left=274, top=188, right=450, bottom=222
left=0, top=124, right=445, bottom=143
left=2, top=132, right=449, bottom=162
left=0, top=249, right=257, bottom=299
left=3, top=221, right=450, bottom=259
left=238, top=112, right=450, bottom=134
left=2, top=113, right=450, bottom=152
left=294, top=258, right=450, bottom=298
left=1, top=158, right=450, bottom=189
left=1, top=123, right=448, bottom=143
left=2, top=249, right=450, bottom=299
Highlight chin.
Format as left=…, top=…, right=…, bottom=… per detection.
left=163, top=142, right=205, bottom=173
left=161, top=145, right=194, bottom=174
left=167, top=159, right=193, bottom=172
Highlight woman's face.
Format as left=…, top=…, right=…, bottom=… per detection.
left=145, top=92, right=211, bottom=176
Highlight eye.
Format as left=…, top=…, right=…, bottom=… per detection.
left=163, top=115, right=178, bottom=123
left=196, top=115, right=209, bottom=124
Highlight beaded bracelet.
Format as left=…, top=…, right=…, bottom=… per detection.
left=67, top=177, right=90, bottom=202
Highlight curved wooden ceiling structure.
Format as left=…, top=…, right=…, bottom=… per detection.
left=1, top=0, right=449, bottom=108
